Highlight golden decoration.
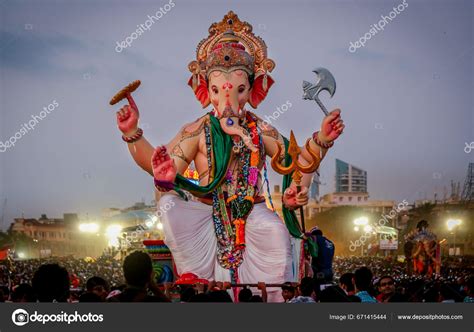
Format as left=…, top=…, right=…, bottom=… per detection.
left=189, top=11, right=275, bottom=77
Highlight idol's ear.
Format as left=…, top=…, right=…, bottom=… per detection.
left=248, top=74, right=274, bottom=109
left=188, top=74, right=211, bottom=108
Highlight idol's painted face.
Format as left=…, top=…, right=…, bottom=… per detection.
left=208, top=69, right=251, bottom=117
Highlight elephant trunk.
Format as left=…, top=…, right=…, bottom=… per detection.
left=219, top=106, right=257, bottom=152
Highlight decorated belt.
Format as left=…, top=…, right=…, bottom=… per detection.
left=198, top=195, right=266, bottom=206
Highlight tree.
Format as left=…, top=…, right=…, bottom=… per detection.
left=0, top=230, right=35, bottom=255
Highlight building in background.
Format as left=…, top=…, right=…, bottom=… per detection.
left=310, top=159, right=391, bottom=217
left=335, top=159, right=367, bottom=193
left=7, top=200, right=161, bottom=259
left=9, top=214, right=106, bottom=258
left=269, top=159, right=394, bottom=219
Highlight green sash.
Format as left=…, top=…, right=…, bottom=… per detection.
left=173, top=114, right=232, bottom=197
left=170, top=113, right=318, bottom=257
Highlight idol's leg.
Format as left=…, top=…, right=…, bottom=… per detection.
left=159, top=194, right=219, bottom=281
left=238, top=204, right=292, bottom=302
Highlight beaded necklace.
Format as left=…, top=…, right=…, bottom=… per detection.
left=205, top=111, right=263, bottom=271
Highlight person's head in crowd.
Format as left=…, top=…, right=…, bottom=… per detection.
left=378, top=276, right=395, bottom=298
left=416, top=220, right=429, bottom=231
left=311, top=229, right=323, bottom=237
left=238, top=287, right=253, bottom=302
left=339, top=273, right=355, bottom=295
left=86, top=276, right=109, bottom=301
left=354, top=267, right=373, bottom=293
left=180, top=286, right=196, bottom=302
left=299, top=277, right=315, bottom=298
left=11, top=283, right=36, bottom=303
left=123, top=251, right=153, bottom=288
left=208, top=290, right=233, bottom=302
left=319, top=285, right=359, bottom=302
left=32, top=263, right=70, bottom=302
left=281, top=282, right=296, bottom=302
left=0, top=285, right=9, bottom=302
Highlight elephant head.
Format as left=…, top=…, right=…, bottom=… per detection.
left=188, top=70, right=273, bottom=152
left=187, top=40, right=274, bottom=152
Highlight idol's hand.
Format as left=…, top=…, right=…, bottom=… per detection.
left=319, top=109, right=344, bottom=143
left=116, top=104, right=139, bottom=137
left=152, top=145, right=177, bottom=183
left=283, top=185, right=309, bottom=210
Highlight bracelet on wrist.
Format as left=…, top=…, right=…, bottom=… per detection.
left=122, top=128, right=143, bottom=143
left=312, top=131, right=334, bottom=149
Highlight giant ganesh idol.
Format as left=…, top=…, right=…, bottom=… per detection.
left=113, top=11, right=344, bottom=302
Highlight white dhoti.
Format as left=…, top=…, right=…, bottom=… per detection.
left=159, top=193, right=293, bottom=302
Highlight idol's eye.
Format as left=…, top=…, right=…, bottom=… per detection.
left=212, top=86, right=218, bottom=94
left=238, top=85, right=246, bottom=93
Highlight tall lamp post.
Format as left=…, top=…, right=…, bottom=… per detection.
left=447, top=219, right=462, bottom=256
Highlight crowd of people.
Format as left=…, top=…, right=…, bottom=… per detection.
left=0, top=255, right=124, bottom=291
left=0, top=250, right=473, bottom=303
left=330, top=256, right=474, bottom=303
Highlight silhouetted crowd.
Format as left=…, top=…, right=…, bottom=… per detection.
left=0, top=253, right=473, bottom=303
left=330, top=256, right=474, bottom=303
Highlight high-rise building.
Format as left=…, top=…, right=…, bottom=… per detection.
left=335, top=159, right=367, bottom=193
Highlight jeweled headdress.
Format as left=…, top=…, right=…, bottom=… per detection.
left=188, top=11, right=275, bottom=109
left=205, top=37, right=254, bottom=77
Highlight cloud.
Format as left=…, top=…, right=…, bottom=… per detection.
left=0, top=30, right=86, bottom=72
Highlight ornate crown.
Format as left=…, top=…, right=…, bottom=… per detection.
left=205, top=36, right=254, bottom=76
left=188, top=11, right=275, bottom=84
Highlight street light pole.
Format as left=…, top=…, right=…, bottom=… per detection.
left=453, top=228, right=457, bottom=256
left=447, top=219, right=462, bottom=256
left=353, top=217, right=369, bottom=257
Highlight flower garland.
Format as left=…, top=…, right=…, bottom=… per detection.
left=207, top=112, right=262, bottom=270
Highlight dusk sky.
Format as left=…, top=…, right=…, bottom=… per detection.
left=0, top=0, right=472, bottom=229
